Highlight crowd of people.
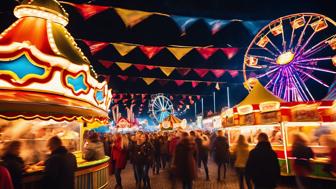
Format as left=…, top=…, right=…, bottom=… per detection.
left=0, top=129, right=336, bottom=189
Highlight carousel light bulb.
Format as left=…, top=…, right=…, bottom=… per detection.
left=276, top=51, right=295, bottom=65
left=14, top=7, right=68, bottom=26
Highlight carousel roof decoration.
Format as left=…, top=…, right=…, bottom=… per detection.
left=0, top=0, right=112, bottom=122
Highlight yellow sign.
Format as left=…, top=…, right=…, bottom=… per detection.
left=259, top=101, right=280, bottom=112
left=237, top=105, right=253, bottom=115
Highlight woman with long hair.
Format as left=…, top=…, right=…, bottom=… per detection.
left=111, top=134, right=129, bottom=189
left=233, top=135, right=252, bottom=189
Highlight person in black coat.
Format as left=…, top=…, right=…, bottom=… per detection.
left=2, top=141, right=24, bottom=189
left=246, top=133, right=280, bottom=189
left=212, top=130, right=230, bottom=181
left=43, top=136, right=77, bottom=189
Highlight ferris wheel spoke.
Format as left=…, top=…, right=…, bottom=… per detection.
left=255, top=67, right=281, bottom=79
left=154, top=102, right=161, bottom=109
left=287, top=68, right=308, bottom=101
left=248, top=54, right=277, bottom=63
left=302, top=35, right=336, bottom=58
left=296, top=69, right=329, bottom=87
left=294, top=65, right=336, bottom=74
left=296, top=30, right=317, bottom=56
left=280, top=19, right=287, bottom=52
left=288, top=67, right=311, bottom=101
left=294, top=56, right=333, bottom=64
left=268, top=39, right=283, bottom=54
left=295, top=16, right=313, bottom=52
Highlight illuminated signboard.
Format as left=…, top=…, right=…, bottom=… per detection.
left=237, top=105, right=253, bottom=115
left=259, top=101, right=280, bottom=112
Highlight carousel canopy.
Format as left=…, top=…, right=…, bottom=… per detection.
left=163, top=114, right=182, bottom=124
left=0, top=0, right=112, bottom=123
left=238, top=79, right=283, bottom=107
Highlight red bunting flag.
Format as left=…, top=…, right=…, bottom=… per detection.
left=134, top=64, right=146, bottom=71
left=196, top=47, right=218, bottom=60
left=182, top=95, right=187, bottom=99
left=142, top=94, right=147, bottom=99
left=71, top=3, right=109, bottom=20
left=139, top=46, right=164, bottom=59
left=194, top=69, right=209, bottom=78
left=82, top=40, right=109, bottom=54
left=228, top=70, right=239, bottom=78
left=191, top=81, right=199, bottom=88
left=146, top=65, right=156, bottom=70
left=175, top=80, right=185, bottom=86
left=169, top=96, right=174, bottom=100
left=99, top=60, right=114, bottom=68
left=190, top=100, right=195, bottom=105
left=177, top=68, right=191, bottom=76
left=122, top=99, right=128, bottom=103
left=221, top=48, right=239, bottom=59
left=142, top=99, right=146, bottom=103
left=157, top=80, right=168, bottom=86
left=211, top=69, right=226, bottom=78
left=196, top=95, right=201, bottom=100
left=117, top=75, right=129, bottom=81
left=206, top=82, right=212, bottom=86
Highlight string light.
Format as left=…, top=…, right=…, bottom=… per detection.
left=14, top=7, right=68, bottom=26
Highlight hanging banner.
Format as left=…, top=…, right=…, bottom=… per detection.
left=160, top=66, right=175, bottom=76
left=228, top=70, right=239, bottom=78
left=116, top=62, right=132, bottom=71
left=211, top=69, right=226, bottom=78
left=70, top=3, right=110, bottom=20
left=167, top=47, right=193, bottom=60
left=99, top=60, right=114, bottom=68
left=194, top=69, right=209, bottom=78
left=146, top=65, right=156, bottom=70
left=142, top=78, right=156, bottom=85
left=139, top=46, right=164, bottom=59
left=175, top=80, right=185, bottom=86
left=177, top=68, right=191, bottom=76
left=196, top=47, right=219, bottom=60
left=171, top=16, right=198, bottom=34
left=134, top=64, right=146, bottom=71
left=221, top=48, right=239, bottom=59
left=191, top=81, right=199, bottom=88
left=82, top=40, right=109, bottom=55
left=114, top=8, right=153, bottom=27
left=117, top=75, right=129, bottom=81
left=112, top=43, right=137, bottom=56
left=204, top=19, right=230, bottom=35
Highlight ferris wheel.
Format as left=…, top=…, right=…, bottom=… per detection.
left=148, top=94, right=174, bottom=124
left=243, top=13, right=336, bottom=102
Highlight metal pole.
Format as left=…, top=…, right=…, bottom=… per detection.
left=201, top=98, right=204, bottom=116
left=194, top=102, right=197, bottom=120
left=227, top=86, right=230, bottom=108
left=213, top=91, right=216, bottom=113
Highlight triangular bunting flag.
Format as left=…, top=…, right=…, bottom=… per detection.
left=82, top=40, right=109, bottom=55
left=139, top=46, right=164, bottom=59
left=191, top=81, right=199, bottom=88
left=160, top=66, right=175, bottom=76
left=228, top=70, right=239, bottom=78
left=116, top=62, right=132, bottom=71
left=175, top=80, right=185, bottom=86
left=177, top=68, right=191, bottom=76
left=196, top=47, right=219, bottom=60
left=142, top=78, right=156, bottom=85
left=157, top=79, right=168, bottom=86
left=206, top=82, right=212, bottom=86
left=167, top=47, right=193, bottom=60
left=221, top=48, right=239, bottom=59
left=196, top=95, right=201, bottom=100
left=112, top=43, right=137, bottom=56
left=171, top=16, right=198, bottom=34
left=211, top=69, right=226, bottom=78
left=99, top=60, right=114, bottom=69
left=146, top=65, right=156, bottom=70
left=194, top=69, right=209, bottom=78
left=134, top=64, right=146, bottom=71
left=114, top=8, right=153, bottom=27
left=204, top=19, right=230, bottom=35
left=242, top=20, right=269, bottom=35
left=71, top=3, right=109, bottom=20
left=117, top=75, right=129, bottom=81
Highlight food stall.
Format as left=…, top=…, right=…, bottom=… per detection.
left=0, top=0, right=112, bottom=188
left=222, top=80, right=336, bottom=180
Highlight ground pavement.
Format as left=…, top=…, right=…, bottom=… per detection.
left=108, top=159, right=298, bottom=189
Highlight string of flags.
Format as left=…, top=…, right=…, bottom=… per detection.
left=62, top=2, right=269, bottom=36
left=82, top=39, right=240, bottom=60
left=100, top=60, right=240, bottom=78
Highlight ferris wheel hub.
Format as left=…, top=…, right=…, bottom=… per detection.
left=276, top=51, right=295, bottom=65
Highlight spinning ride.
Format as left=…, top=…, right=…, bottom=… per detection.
left=148, top=94, right=174, bottom=124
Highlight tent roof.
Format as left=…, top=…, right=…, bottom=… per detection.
left=163, top=114, right=182, bottom=123
left=237, top=80, right=283, bottom=106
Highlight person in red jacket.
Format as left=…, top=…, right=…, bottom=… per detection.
left=0, top=165, right=14, bottom=189
left=111, top=134, right=129, bottom=189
